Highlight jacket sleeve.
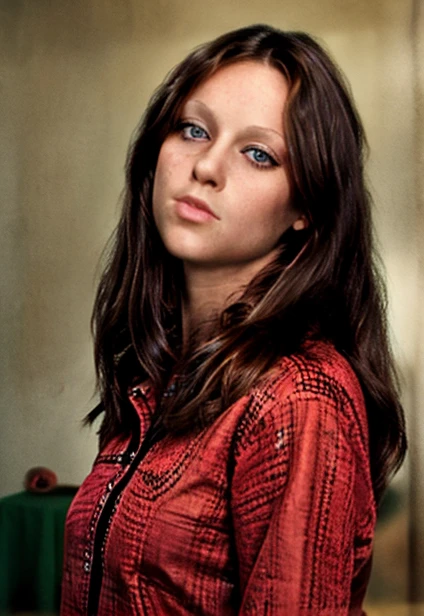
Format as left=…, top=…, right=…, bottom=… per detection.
left=230, top=377, right=369, bottom=615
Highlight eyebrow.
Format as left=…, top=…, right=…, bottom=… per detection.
left=182, top=99, right=286, bottom=143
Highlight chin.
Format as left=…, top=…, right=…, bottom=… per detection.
left=160, top=236, right=210, bottom=263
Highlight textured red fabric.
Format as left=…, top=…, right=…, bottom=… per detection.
left=61, top=341, right=376, bottom=615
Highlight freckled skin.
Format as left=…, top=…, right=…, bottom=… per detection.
left=152, top=61, right=304, bottom=279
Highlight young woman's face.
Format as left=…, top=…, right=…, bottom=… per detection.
left=152, top=60, right=304, bottom=275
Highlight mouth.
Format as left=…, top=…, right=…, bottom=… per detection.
left=175, top=195, right=220, bottom=220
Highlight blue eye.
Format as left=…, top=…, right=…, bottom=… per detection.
left=244, top=147, right=276, bottom=167
left=181, top=123, right=208, bottom=140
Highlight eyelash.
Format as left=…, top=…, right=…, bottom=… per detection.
left=179, top=122, right=209, bottom=141
left=176, top=121, right=279, bottom=169
left=242, top=147, right=278, bottom=169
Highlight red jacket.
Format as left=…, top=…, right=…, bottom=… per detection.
left=61, top=341, right=376, bottom=615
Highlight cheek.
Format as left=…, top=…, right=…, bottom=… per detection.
left=156, top=138, right=188, bottom=178
left=238, top=178, right=292, bottom=232
left=152, top=147, right=175, bottom=216
left=154, top=149, right=189, bottom=204
left=153, top=147, right=170, bottom=195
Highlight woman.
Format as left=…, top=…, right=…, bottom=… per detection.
left=61, top=24, right=406, bottom=615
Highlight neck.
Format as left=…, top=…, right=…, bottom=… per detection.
left=182, top=273, right=238, bottom=349
left=181, top=255, right=276, bottom=350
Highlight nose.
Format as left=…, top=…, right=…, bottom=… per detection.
left=192, top=144, right=226, bottom=190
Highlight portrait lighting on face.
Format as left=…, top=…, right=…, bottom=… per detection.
left=152, top=60, right=306, bottom=278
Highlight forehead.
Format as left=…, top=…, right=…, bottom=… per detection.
left=182, top=60, right=289, bottom=131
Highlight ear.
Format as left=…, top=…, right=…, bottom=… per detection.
left=292, top=215, right=308, bottom=231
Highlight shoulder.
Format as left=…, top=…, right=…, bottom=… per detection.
left=266, top=339, right=363, bottom=405
left=258, top=339, right=366, bottom=424
left=233, top=340, right=369, bottom=458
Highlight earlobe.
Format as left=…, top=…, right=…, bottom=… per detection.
left=292, top=216, right=308, bottom=231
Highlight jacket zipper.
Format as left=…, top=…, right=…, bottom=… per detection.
left=86, top=389, right=166, bottom=616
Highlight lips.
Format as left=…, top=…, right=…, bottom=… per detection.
left=175, top=195, right=220, bottom=220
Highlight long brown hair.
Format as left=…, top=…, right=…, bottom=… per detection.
left=88, top=24, right=406, bottom=501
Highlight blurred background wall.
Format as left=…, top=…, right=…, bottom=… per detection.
left=0, top=0, right=422, bottom=607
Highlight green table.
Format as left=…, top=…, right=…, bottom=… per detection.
left=0, top=489, right=77, bottom=615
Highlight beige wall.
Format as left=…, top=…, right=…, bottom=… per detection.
left=409, top=0, right=424, bottom=601
left=1, top=0, right=422, bottom=603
